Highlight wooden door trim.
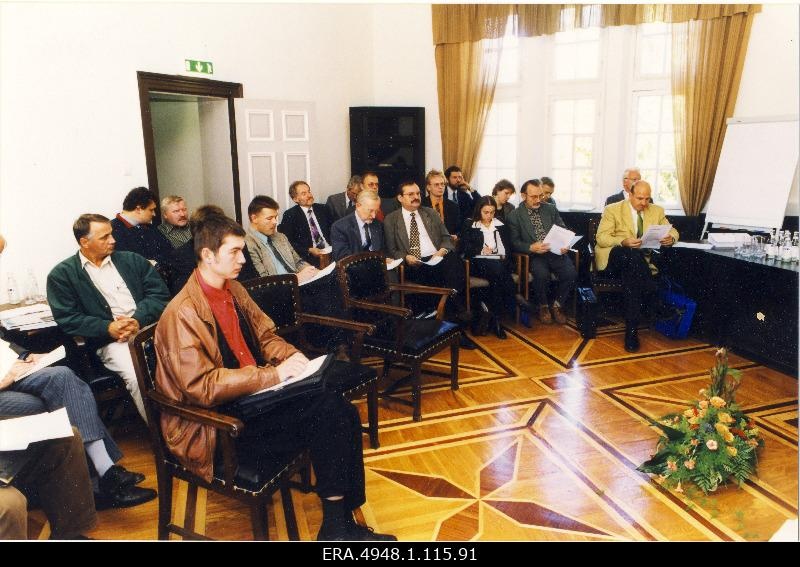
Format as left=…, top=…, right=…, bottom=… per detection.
left=137, top=71, right=245, bottom=223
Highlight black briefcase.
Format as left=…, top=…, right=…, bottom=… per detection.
left=576, top=287, right=598, bottom=339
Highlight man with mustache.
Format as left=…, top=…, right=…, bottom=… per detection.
left=157, top=195, right=192, bottom=249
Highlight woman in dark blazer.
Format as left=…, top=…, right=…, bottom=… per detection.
left=460, top=196, right=518, bottom=339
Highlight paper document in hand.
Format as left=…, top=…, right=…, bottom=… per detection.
left=250, top=354, right=328, bottom=395
left=0, top=408, right=73, bottom=451
left=473, top=255, right=503, bottom=260
left=543, top=225, right=582, bottom=255
left=423, top=256, right=443, bottom=266
left=640, top=224, right=673, bottom=249
left=298, top=261, right=336, bottom=286
left=1, top=340, right=66, bottom=382
left=386, top=258, right=403, bottom=271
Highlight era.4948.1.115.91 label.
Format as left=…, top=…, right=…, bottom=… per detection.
left=322, top=546, right=478, bottom=561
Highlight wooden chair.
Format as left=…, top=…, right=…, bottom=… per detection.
left=336, top=252, right=461, bottom=422
left=586, top=217, right=624, bottom=298
left=462, top=259, right=489, bottom=314
left=129, top=324, right=305, bottom=541
left=515, top=249, right=581, bottom=317
left=241, top=274, right=381, bottom=448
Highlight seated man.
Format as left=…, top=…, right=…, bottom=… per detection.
left=330, top=191, right=386, bottom=260
left=507, top=181, right=577, bottom=325
left=47, top=214, right=171, bottom=420
left=110, top=187, right=173, bottom=270
left=277, top=180, right=333, bottom=268
left=168, top=205, right=258, bottom=295
left=325, top=175, right=362, bottom=222
left=1, top=341, right=156, bottom=509
left=157, top=195, right=192, bottom=249
left=595, top=180, right=678, bottom=352
left=444, top=165, right=478, bottom=223
left=1, top=429, right=96, bottom=540
left=154, top=214, right=396, bottom=541
left=384, top=180, right=476, bottom=349
left=422, top=169, right=461, bottom=237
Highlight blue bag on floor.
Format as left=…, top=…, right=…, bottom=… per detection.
left=655, top=277, right=696, bottom=339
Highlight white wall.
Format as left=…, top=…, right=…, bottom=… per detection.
left=0, top=2, right=374, bottom=296
left=734, top=3, right=800, bottom=216
left=372, top=3, right=442, bottom=173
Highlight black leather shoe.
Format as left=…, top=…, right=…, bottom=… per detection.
left=492, top=318, right=507, bottom=340
left=100, top=465, right=145, bottom=491
left=459, top=334, right=478, bottom=350
left=348, top=523, right=398, bottom=541
left=94, top=485, right=157, bottom=510
left=624, top=326, right=640, bottom=353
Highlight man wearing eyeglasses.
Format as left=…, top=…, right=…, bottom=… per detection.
left=606, top=168, right=642, bottom=206
left=507, top=181, right=577, bottom=326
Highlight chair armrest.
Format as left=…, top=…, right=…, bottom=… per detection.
left=346, top=298, right=413, bottom=319
left=147, top=390, right=244, bottom=436
left=389, top=283, right=456, bottom=297
left=296, top=313, right=375, bottom=335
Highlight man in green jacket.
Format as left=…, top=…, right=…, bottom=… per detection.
left=47, top=214, right=170, bottom=420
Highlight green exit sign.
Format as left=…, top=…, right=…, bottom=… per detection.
left=185, top=59, right=214, bottom=74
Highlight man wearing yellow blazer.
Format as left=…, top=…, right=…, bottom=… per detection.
left=595, top=180, right=679, bottom=352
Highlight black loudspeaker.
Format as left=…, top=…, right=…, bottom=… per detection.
left=576, top=287, right=598, bottom=339
left=350, top=107, right=425, bottom=200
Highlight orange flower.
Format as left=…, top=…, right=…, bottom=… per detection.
left=698, top=400, right=709, bottom=410
left=684, top=459, right=696, bottom=470
left=717, top=412, right=735, bottom=424
left=709, top=396, right=726, bottom=408
left=726, top=446, right=738, bottom=457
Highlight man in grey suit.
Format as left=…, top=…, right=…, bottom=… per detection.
left=325, top=175, right=362, bottom=222
left=507, top=182, right=577, bottom=325
left=605, top=167, right=641, bottom=206
left=384, top=181, right=476, bottom=349
left=331, top=191, right=385, bottom=260
left=244, top=195, right=346, bottom=348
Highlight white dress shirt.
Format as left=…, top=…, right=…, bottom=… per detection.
left=472, top=219, right=506, bottom=256
left=79, top=252, right=137, bottom=318
left=401, top=208, right=438, bottom=258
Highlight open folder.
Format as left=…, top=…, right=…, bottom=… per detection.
left=1, top=340, right=66, bottom=383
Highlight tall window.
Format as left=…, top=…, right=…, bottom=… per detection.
left=473, top=17, right=682, bottom=211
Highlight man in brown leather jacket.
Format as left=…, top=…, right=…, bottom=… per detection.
left=153, top=213, right=395, bottom=542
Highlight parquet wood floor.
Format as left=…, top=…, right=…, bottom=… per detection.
left=33, top=318, right=796, bottom=541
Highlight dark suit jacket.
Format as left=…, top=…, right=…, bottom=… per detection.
left=447, top=188, right=477, bottom=222
left=330, top=213, right=385, bottom=260
left=277, top=203, right=333, bottom=265
left=495, top=202, right=515, bottom=223
left=422, top=196, right=462, bottom=235
left=383, top=207, right=455, bottom=260
left=605, top=190, right=626, bottom=206
left=325, top=192, right=354, bottom=222
left=110, top=215, right=173, bottom=267
left=506, top=202, right=570, bottom=254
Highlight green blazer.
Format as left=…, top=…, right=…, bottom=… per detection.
left=46, top=251, right=170, bottom=349
left=506, top=202, right=569, bottom=254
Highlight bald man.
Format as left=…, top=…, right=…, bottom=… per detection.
left=595, top=180, right=678, bottom=352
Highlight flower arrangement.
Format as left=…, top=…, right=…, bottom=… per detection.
left=637, top=349, right=764, bottom=494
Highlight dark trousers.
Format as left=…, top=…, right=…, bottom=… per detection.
left=404, top=253, right=466, bottom=313
left=470, top=258, right=516, bottom=315
left=601, top=247, right=658, bottom=324
left=233, top=391, right=366, bottom=510
left=11, top=429, right=97, bottom=539
left=528, top=253, right=577, bottom=307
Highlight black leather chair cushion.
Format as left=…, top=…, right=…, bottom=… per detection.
left=323, top=361, right=378, bottom=394
left=366, top=319, right=460, bottom=356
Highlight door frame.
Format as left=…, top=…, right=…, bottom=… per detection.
left=137, top=71, right=245, bottom=223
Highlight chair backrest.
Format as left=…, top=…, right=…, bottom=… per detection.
left=336, top=251, right=391, bottom=304
left=242, top=275, right=301, bottom=334
left=587, top=217, right=600, bottom=273
left=128, top=323, right=172, bottom=463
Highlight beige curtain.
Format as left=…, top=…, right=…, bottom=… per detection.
left=671, top=12, right=755, bottom=215
left=432, top=4, right=760, bottom=192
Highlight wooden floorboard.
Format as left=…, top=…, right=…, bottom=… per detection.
left=44, top=319, right=797, bottom=541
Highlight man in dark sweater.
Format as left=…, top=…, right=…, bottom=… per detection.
left=110, top=187, right=173, bottom=271
left=47, top=214, right=170, bottom=420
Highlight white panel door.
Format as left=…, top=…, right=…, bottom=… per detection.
left=235, top=99, right=315, bottom=227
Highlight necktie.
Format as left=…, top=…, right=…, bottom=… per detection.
left=435, top=200, right=443, bottom=221
left=363, top=223, right=372, bottom=251
left=409, top=212, right=421, bottom=259
left=526, top=207, right=546, bottom=242
left=266, top=238, right=293, bottom=274
left=307, top=209, right=324, bottom=248
left=637, top=211, right=644, bottom=238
